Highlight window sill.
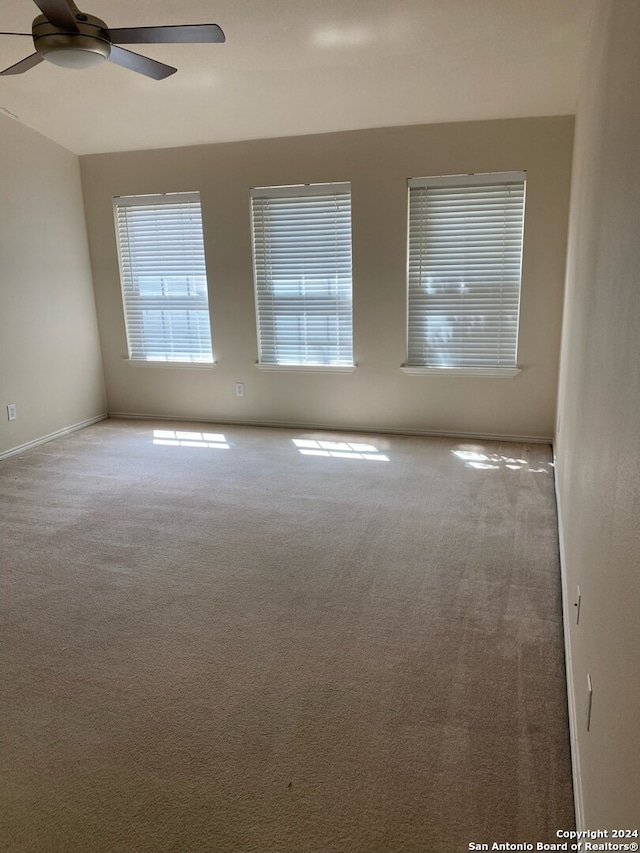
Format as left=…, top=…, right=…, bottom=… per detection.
left=400, top=366, right=521, bottom=378
left=256, top=363, right=357, bottom=374
left=124, top=359, right=216, bottom=369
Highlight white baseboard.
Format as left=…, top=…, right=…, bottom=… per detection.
left=0, top=413, right=108, bottom=461
left=553, top=444, right=585, bottom=831
left=108, top=411, right=552, bottom=445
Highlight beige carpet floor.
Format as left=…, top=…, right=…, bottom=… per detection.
left=0, top=418, right=574, bottom=853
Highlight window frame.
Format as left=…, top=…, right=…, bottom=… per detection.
left=404, top=171, right=526, bottom=377
left=250, top=182, right=355, bottom=370
left=113, top=191, right=214, bottom=366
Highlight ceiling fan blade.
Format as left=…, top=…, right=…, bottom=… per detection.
left=108, top=24, right=225, bottom=45
left=0, top=52, right=44, bottom=75
left=108, top=44, right=177, bottom=80
left=0, top=32, right=32, bottom=37
left=32, top=0, right=79, bottom=31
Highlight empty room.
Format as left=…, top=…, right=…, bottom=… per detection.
left=0, top=1, right=638, bottom=852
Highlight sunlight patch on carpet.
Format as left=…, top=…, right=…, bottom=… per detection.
left=452, top=447, right=551, bottom=473
left=153, top=429, right=230, bottom=449
left=292, top=438, right=389, bottom=461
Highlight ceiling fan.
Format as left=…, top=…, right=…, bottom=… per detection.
left=0, top=0, right=225, bottom=80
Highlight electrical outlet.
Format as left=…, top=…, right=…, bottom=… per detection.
left=7, top=403, right=16, bottom=421
left=235, top=382, right=245, bottom=398
left=575, top=585, right=581, bottom=624
left=586, top=674, right=593, bottom=731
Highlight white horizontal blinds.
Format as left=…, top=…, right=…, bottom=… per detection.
left=407, top=172, right=526, bottom=369
left=251, top=183, right=353, bottom=366
left=114, top=193, right=213, bottom=363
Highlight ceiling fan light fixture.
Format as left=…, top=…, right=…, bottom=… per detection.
left=40, top=42, right=109, bottom=68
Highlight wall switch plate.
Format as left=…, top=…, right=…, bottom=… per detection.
left=7, top=404, right=16, bottom=421
left=235, top=382, right=245, bottom=398
left=586, top=673, right=593, bottom=731
left=575, top=585, right=581, bottom=624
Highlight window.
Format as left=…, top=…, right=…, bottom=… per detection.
left=113, top=192, right=213, bottom=364
left=250, top=183, right=353, bottom=367
left=406, top=172, right=526, bottom=374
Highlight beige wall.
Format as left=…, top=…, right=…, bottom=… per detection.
left=556, top=0, right=640, bottom=828
left=81, top=116, right=573, bottom=440
left=0, top=113, right=106, bottom=458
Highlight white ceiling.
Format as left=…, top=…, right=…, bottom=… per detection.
left=0, top=0, right=594, bottom=156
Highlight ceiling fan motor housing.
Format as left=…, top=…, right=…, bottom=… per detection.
left=32, top=12, right=111, bottom=68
